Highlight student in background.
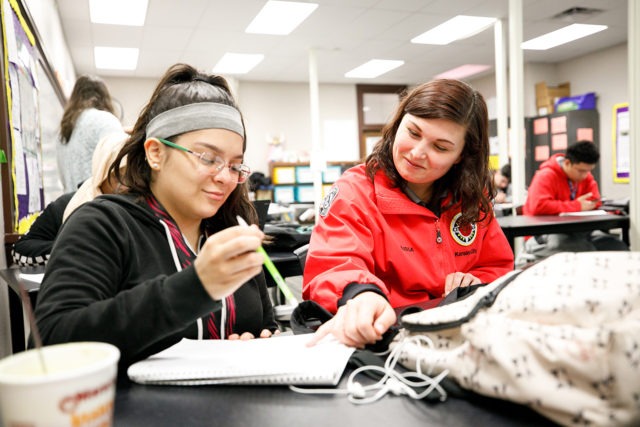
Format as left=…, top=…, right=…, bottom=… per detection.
left=62, top=131, right=128, bottom=221
left=304, top=79, right=514, bottom=349
left=493, top=163, right=511, bottom=203
left=35, top=64, right=277, bottom=369
left=522, top=140, right=628, bottom=260
left=11, top=192, right=74, bottom=267
left=12, top=132, right=128, bottom=267
left=57, top=75, right=123, bottom=193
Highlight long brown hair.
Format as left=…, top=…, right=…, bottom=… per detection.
left=59, top=75, right=116, bottom=144
left=366, top=79, right=493, bottom=225
left=111, top=63, right=257, bottom=230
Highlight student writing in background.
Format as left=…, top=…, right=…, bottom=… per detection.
left=304, top=79, right=514, bottom=349
left=493, top=162, right=511, bottom=203
left=12, top=132, right=128, bottom=267
left=57, top=75, right=123, bottom=193
left=521, top=140, right=628, bottom=261
left=35, top=64, right=277, bottom=370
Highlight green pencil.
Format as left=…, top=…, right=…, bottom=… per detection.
left=236, top=216, right=298, bottom=305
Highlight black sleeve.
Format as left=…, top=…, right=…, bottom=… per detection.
left=256, top=272, right=278, bottom=332
left=12, top=192, right=75, bottom=266
left=34, top=201, right=221, bottom=368
left=337, top=282, right=387, bottom=307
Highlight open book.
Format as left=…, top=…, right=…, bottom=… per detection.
left=127, top=333, right=355, bottom=386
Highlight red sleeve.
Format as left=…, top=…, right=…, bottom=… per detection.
left=581, top=175, right=602, bottom=208
left=466, top=216, right=514, bottom=282
left=524, top=169, right=581, bottom=215
left=302, top=182, right=387, bottom=314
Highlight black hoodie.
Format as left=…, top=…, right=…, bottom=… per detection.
left=34, top=194, right=277, bottom=370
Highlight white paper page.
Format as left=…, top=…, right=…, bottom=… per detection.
left=559, top=210, right=609, bottom=217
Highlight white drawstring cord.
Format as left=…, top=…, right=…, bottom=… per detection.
left=290, top=335, right=448, bottom=404
left=159, top=219, right=203, bottom=339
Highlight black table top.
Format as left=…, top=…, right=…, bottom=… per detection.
left=113, top=375, right=557, bottom=427
left=496, top=213, right=630, bottom=240
left=497, top=213, right=629, bottom=229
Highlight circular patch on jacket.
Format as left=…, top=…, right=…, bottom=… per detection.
left=319, top=186, right=339, bottom=217
left=450, top=213, right=477, bottom=246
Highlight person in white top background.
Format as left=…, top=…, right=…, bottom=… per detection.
left=56, top=74, right=123, bottom=193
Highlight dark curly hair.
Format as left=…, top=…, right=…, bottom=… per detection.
left=110, top=63, right=257, bottom=231
left=365, top=79, right=493, bottom=225
left=565, top=140, right=600, bottom=165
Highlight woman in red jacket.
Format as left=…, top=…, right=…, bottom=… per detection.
left=304, top=79, right=514, bottom=348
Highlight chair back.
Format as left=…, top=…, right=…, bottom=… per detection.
left=293, top=244, right=309, bottom=274
left=251, top=200, right=270, bottom=230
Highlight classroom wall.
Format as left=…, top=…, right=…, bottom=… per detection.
left=24, top=0, right=75, bottom=95
left=556, top=43, right=628, bottom=199
left=102, top=76, right=157, bottom=129
left=105, top=43, right=629, bottom=196
left=468, top=43, right=629, bottom=199
left=237, top=81, right=359, bottom=175
left=104, top=78, right=360, bottom=176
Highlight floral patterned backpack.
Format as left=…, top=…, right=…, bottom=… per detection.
left=395, top=252, right=640, bottom=426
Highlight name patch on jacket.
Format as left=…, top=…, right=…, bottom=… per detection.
left=319, top=186, right=339, bottom=217
left=450, top=213, right=477, bottom=246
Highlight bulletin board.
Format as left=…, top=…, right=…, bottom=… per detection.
left=0, top=0, right=65, bottom=246
left=612, top=103, right=630, bottom=183
left=524, top=109, right=600, bottom=187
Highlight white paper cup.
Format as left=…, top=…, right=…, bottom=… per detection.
left=0, top=342, right=120, bottom=427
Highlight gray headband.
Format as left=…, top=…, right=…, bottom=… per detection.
left=145, top=102, right=244, bottom=139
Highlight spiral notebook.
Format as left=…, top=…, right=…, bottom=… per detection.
left=127, top=334, right=355, bottom=386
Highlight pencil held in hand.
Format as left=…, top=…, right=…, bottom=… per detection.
left=236, top=216, right=298, bottom=305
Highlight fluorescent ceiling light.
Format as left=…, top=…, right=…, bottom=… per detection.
left=246, top=0, right=318, bottom=35
left=89, top=0, right=148, bottom=26
left=435, top=64, right=491, bottom=80
left=345, top=59, right=404, bottom=79
left=411, top=15, right=497, bottom=45
left=94, top=47, right=139, bottom=70
left=521, top=23, right=608, bottom=50
left=213, top=53, right=265, bottom=74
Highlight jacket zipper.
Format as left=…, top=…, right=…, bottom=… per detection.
left=435, top=219, right=443, bottom=244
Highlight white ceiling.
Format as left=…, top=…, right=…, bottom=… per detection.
left=54, top=0, right=628, bottom=85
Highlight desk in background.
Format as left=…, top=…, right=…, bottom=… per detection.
left=0, top=267, right=43, bottom=353
left=114, top=372, right=555, bottom=427
left=497, top=214, right=630, bottom=252
left=493, top=203, right=515, bottom=217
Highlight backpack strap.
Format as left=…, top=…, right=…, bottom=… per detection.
left=400, top=270, right=523, bottom=332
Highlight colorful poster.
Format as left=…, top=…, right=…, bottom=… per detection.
left=551, top=133, right=568, bottom=151
left=550, top=116, right=567, bottom=134
left=612, top=103, right=630, bottom=183
left=535, top=145, right=550, bottom=161
left=533, top=117, right=548, bottom=135
left=576, top=128, right=594, bottom=142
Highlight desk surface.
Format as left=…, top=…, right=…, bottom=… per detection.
left=496, top=213, right=630, bottom=250
left=114, top=374, right=556, bottom=426
left=1, top=267, right=44, bottom=353
left=497, top=213, right=629, bottom=231
left=0, top=267, right=43, bottom=294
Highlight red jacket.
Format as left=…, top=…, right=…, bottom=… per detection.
left=302, top=165, right=514, bottom=313
left=523, top=154, right=601, bottom=215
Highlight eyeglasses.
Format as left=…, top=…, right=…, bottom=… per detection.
left=157, top=138, right=251, bottom=184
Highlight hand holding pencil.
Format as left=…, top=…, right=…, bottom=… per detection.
left=237, top=216, right=298, bottom=305
left=193, top=220, right=265, bottom=301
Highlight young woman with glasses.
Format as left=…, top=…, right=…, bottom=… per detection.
left=35, top=64, right=278, bottom=370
